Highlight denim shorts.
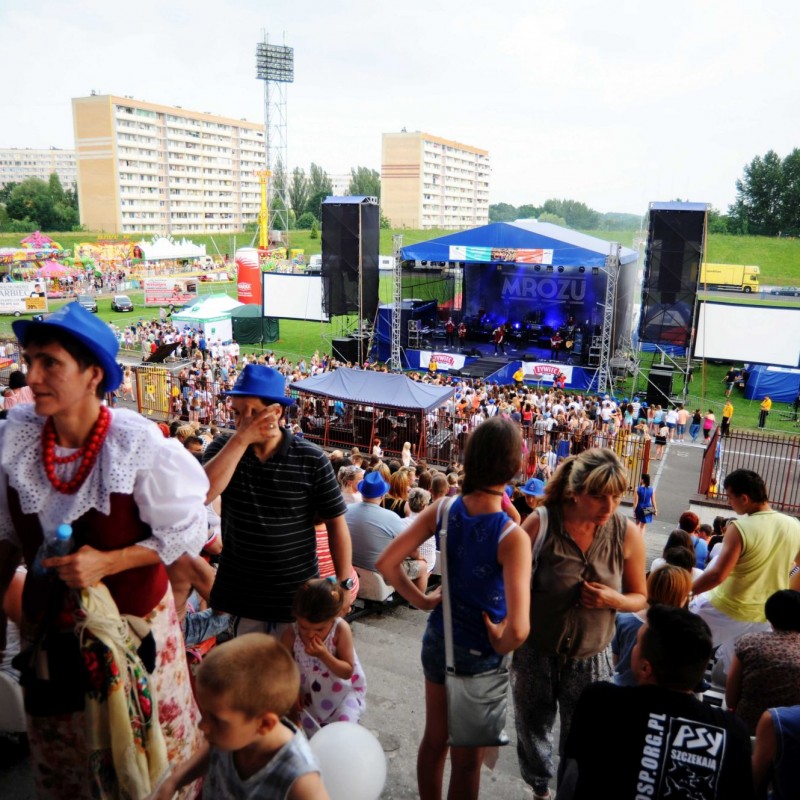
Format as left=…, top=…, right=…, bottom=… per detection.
left=421, top=623, right=503, bottom=685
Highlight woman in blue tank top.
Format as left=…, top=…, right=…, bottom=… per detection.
left=377, top=417, right=532, bottom=800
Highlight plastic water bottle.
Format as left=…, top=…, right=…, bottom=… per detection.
left=32, top=523, right=74, bottom=576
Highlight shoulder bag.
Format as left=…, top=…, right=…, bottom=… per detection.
left=439, top=497, right=510, bottom=748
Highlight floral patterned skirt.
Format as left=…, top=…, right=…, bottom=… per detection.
left=26, top=585, right=203, bottom=799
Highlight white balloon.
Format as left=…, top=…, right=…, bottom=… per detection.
left=309, top=722, right=387, bottom=800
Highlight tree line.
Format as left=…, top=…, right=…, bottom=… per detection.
left=268, top=160, right=388, bottom=233
left=488, top=198, right=641, bottom=231
left=0, top=174, right=79, bottom=232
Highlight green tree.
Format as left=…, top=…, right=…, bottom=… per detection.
left=346, top=166, right=380, bottom=198
left=489, top=203, right=518, bottom=222
left=296, top=211, right=317, bottom=230
left=379, top=210, right=391, bottom=229
left=538, top=211, right=567, bottom=227
left=516, top=204, right=541, bottom=220
left=541, top=198, right=599, bottom=229
left=308, top=162, right=333, bottom=197
left=0, top=182, right=18, bottom=205
left=270, top=156, right=288, bottom=201
left=707, top=207, right=729, bottom=234
left=288, top=167, right=309, bottom=220
left=728, top=150, right=784, bottom=235
left=779, top=148, right=800, bottom=235
left=5, top=178, right=53, bottom=229
left=310, top=219, right=319, bottom=239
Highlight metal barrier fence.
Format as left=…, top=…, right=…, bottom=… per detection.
left=698, top=427, right=800, bottom=515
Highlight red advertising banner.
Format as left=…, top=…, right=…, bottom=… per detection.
left=236, top=248, right=263, bottom=307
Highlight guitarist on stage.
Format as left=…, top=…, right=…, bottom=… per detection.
left=550, top=329, right=563, bottom=360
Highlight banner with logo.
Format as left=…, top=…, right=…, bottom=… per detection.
left=235, top=248, right=263, bottom=307
left=419, top=351, right=467, bottom=371
left=522, top=362, right=574, bottom=383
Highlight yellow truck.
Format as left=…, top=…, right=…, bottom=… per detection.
left=700, top=263, right=760, bottom=293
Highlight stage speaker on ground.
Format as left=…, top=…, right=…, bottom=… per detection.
left=639, top=202, right=707, bottom=348
left=646, top=366, right=675, bottom=407
left=321, top=197, right=379, bottom=318
left=332, top=337, right=359, bottom=364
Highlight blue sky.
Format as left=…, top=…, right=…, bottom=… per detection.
left=2, top=0, right=798, bottom=216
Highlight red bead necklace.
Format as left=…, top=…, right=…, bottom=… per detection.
left=41, top=406, right=111, bottom=494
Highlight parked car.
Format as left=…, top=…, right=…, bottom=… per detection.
left=77, top=294, right=98, bottom=313
left=769, top=286, right=800, bottom=296
left=111, top=294, right=134, bottom=312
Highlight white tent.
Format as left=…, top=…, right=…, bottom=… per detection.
left=136, top=236, right=207, bottom=261
left=171, top=294, right=244, bottom=342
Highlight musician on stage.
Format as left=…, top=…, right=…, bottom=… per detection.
left=492, top=324, right=506, bottom=355
left=457, top=321, right=467, bottom=350
left=550, top=330, right=563, bottom=360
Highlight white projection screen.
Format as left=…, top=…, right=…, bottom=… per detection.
left=694, top=301, right=800, bottom=367
left=262, top=273, right=328, bottom=322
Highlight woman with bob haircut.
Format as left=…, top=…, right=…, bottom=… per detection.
left=511, top=447, right=647, bottom=800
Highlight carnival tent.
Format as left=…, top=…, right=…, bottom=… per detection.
left=400, top=220, right=638, bottom=267
left=38, top=261, right=68, bottom=277
left=171, top=294, right=243, bottom=341
left=290, top=367, right=454, bottom=412
left=230, top=304, right=279, bottom=345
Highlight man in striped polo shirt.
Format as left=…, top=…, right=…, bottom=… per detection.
left=204, top=365, right=353, bottom=636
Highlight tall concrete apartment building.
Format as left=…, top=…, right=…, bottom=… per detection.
left=381, top=131, right=490, bottom=230
left=0, top=147, right=77, bottom=190
left=72, top=94, right=266, bottom=234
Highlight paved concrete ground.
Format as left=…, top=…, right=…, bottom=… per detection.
left=0, top=439, right=706, bottom=798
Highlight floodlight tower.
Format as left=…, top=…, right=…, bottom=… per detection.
left=256, top=34, right=293, bottom=241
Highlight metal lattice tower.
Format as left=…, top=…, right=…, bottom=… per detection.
left=597, top=243, right=620, bottom=395
left=256, top=34, right=292, bottom=240
left=389, top=234, right=403, bottom=370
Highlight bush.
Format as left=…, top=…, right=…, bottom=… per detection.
left=310, top=220, right=319, bottom=239
left=296, top=212, right=317, bottom=230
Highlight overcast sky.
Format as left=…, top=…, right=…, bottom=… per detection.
left=2, top=0, right=798, bottom=217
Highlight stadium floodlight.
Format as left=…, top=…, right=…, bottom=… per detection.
left=256, top=43, right=294, bottom=83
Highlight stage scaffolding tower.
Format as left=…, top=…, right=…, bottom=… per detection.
left=256, top=34, right=293, bottom=239
left=389, top=235, right=403, bottom=370
left=597, top=243, right=620, bottom=396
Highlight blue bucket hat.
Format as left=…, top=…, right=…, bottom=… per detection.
left=520, top=477, right=546, bottom=497
left=224, top=364, right=295, bottom=406
left=358, top=471, right=390, bottom=499
left=13, top=301, right=122, bottom=392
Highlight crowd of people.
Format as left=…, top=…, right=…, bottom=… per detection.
left=0, top=301, right=799, bottom=800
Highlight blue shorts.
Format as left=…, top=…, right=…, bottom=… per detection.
left=421, top=623, right=503, bottom=685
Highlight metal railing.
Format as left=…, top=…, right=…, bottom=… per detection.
left=698, top=426, right=800, bottom=515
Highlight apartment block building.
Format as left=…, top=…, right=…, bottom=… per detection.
left=72, top=94, right=266, bottom=234
left=381, top=131, right=490, bottom=230
left=0, top=147, right=77, bottom=190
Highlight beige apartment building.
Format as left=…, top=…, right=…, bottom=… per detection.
left=381, top=131, right=490, bottom=229
left=0, top=147, right=77, bottom=190
left=72, top=94, right=266, bottom=234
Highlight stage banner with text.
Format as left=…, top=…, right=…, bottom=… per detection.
left=463, top=263, right=607, bottom=332
left=419, top=351, right=467, bottom=371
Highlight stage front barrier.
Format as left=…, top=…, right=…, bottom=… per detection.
left=698, top=427, right=800, bottom=515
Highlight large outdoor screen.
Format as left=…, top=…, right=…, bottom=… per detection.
left=262, top=273, right=329, bottom=322
left=694, top=301, right=800, bottom=367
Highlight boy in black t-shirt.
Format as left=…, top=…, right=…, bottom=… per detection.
left=560, top=606, right=753, bottom=800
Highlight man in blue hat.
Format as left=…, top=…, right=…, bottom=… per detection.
left=345, top=471, right=426, bottom=587
left=203, top=364, right=353, bottom=633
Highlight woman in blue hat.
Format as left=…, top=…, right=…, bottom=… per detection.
left=0, top=301, right=210, bottom=798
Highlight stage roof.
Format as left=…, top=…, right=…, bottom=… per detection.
left=400, top=221, right=639, bottom=267
left=289, top=367, right=454, bottom=412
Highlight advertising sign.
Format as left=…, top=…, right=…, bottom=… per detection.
left=522, top=362, right=574, bottom=383
left=419, top=351, right=467, bottom=371
left=235, top=248, right=263, bottom=307
left=0, top=282, right=49, bottom=315
left=143, top=277, right=198, bottom=307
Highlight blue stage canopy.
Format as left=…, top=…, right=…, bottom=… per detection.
left=400, top=221, right=639, bottom=268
